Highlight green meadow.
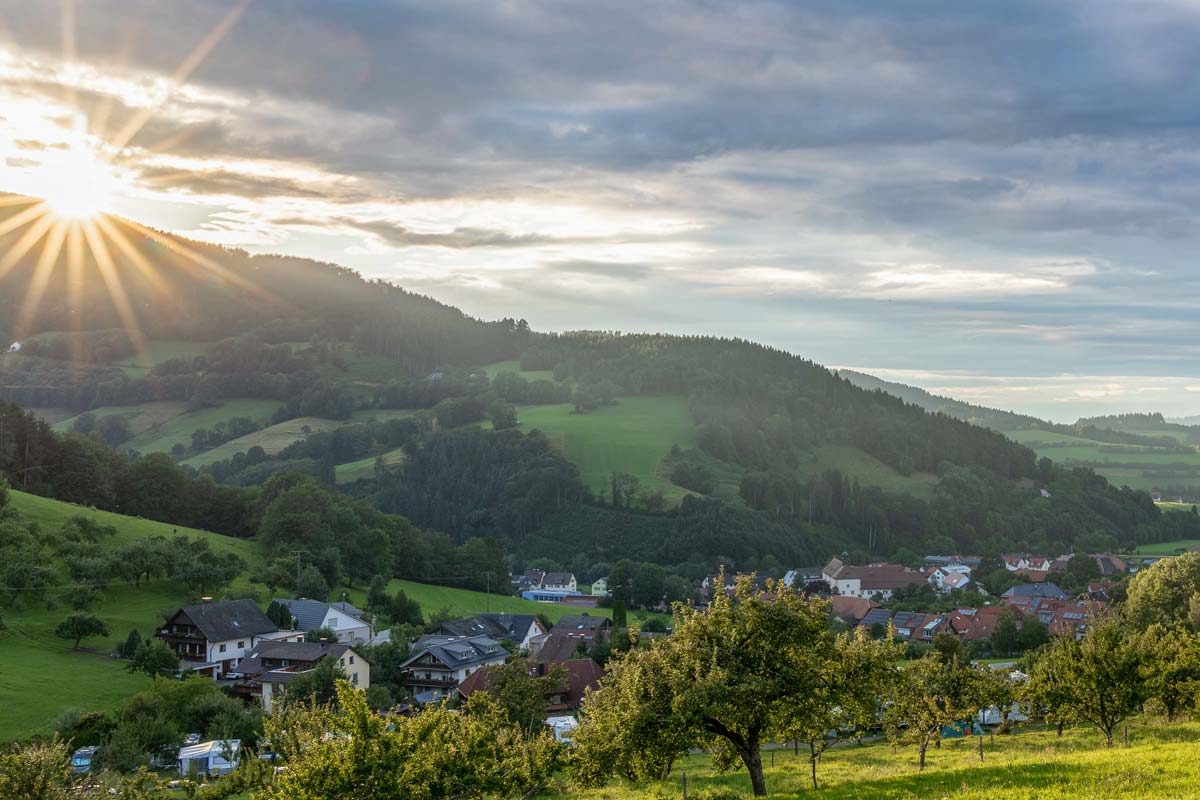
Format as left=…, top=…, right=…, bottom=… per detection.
left=543, top=720, right=1200, bottom=800
left=483, top=359, right=557, bottom=382
left=798, top=444, right=940, bottom=500
left=507, top=396, right=696, bottom=502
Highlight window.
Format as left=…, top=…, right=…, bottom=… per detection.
left=237, top=641, right=245, bottom=649
left=218, top=644, right=227, bottom=653
left=351, top=673, right=359, bottom=685
left=349, top=655, right=355, bottom=664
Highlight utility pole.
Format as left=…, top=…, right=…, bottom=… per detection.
left=483, top=571, right=495, bottom=614
left=289, top=551, right=304, bottom=597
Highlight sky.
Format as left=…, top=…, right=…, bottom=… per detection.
left=1, top=0, right=1199, bottom=422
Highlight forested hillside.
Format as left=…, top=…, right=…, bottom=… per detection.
left=2, top=199, right=1198, bottom=577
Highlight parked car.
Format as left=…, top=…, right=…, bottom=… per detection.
left=183, top=733, right=202, bottom=746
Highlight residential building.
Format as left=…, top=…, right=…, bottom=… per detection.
left=432, top=614, right=548, bottom=653
left=822, top=558, right=924, bottom=600
left=541, top=572, right=578, bottom=592
left=829, top=595, right=878, bottom=626
left=590, top=577, right=609, bottom=597
left=456, top=658, right=603, bottom=715
left=783, top=566, right=824, bottom=588
left=270, top=598, right=372, bottom=643
left=1091, top=553, right=1128, bottom=577
left=228, top=640, right=370, bottom=712
left=157, top=599, right=279, bottom=678
left=1001, top=582, right=1068, bottom=601
left=399, top=635, right=508, bottom=702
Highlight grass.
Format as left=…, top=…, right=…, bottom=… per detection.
left=105, top=340, right=209, bottom=378
left=345, top=579, right=621, bottom=626
left=541, top=719, right=1200, bottom=799
left=1007, top=428, right=1200, bottom=496
left=181, top=416, right=348, bottom=467
left=335, top=447, right=407, bottom=484
left=1127, top=538, right=1200, bottom=556
left=53, top=401, right=191, bottom=436
left=52, top=399, right=282, bottom=456
left=0, top=491, right=266, bottom=740
left=482, top=360, right=556, bottom=381
left=797, top=445, right=939, bottom=500
left=504, top=397, right=696, bottom=503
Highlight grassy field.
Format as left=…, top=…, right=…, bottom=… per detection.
left=1127, top=538, right=1200, bottom=555
left=52, top=399, right=281, bottom=456
left=345, top=579, right=621, bottom=626
left=334, top=447, right=406, bottom=484
left=797, top=444, right=940, bottom=500
left=106, top=340, right=209, bottom=378
left=543, top=720, right=1200, bottom=799
left=1007, top=428, right=1200, bottom=496
left=0, top=491, right=266, bottom=740
left=503, top=396, right=696, bottom=502
left=482, top=360, right=557, bottom=381
left=181, top=416, right=348, bottom=467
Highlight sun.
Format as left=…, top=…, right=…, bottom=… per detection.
left=35, top=148, right=121, bottom=220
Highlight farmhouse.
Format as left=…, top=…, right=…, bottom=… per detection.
left=157, top=599, right=283, bottom=679
left=229, top=639, right=370, bottom=712
left=821, top=558, right=924, bottom=600
left=270, top=597, right=372, bottom=643
left=399, top=634, right=508, bottom=702
left=590, top=577, right=609, bottom=596
left=456, top=659, right=603, bottom=715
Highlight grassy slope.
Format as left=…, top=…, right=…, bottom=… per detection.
left=545, top=721, right=1200, bottom=799
left=106, top=340, right=209, bottom=378
left=483, top=360, right=556, bottom=381
left=181, top=416, right=347, bottom=467
left=345, top=579, right=622, bottom=626
left=511, top=397, right=696, bottom=502
left=335, top=447, right=407, bottom=485
left=53, top=399, right=282, bottom=455
left=1008, top=429, right=1200, bottom=494
left=0, top=492, right=265, bottom=740
left=798, top=444, right=939, bottom=500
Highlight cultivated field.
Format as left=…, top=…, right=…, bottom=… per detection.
left=544, top=719, right=1200, bottom=799
left=181, top=416, right=349, bottom=467
left=52, top=399, right=282, bottom=455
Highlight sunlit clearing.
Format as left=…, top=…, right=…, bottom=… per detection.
left=34, top=148, right=121, bottom=220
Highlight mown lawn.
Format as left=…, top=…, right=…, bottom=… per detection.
left=506, top=396, right=696, bottom=503
left=542, top=720, right=1200, bottom=799
left=124, top=399, right=282, bottom=455
left=344, top=579, right=622, bottom=626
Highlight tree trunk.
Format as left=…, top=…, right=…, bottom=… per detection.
left=1056, top=721, right=1064, bottom=737
left=738, top=738, right=767, bottom=797
left=809, top=741, right=819, bottom=790
left=1103, top=727, right=1114, bottom=748
left=918, top=738, right=929, bottom=771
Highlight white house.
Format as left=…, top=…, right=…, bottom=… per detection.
left=821, top=558, right=924, bottom=601
left=230, top=640, right=370, bottom=713
left=540, top=572, right=578, bottom=592
left=157, top=599, right=280, bottom=679
left=177, top=740, right=240, bottom=778
left=590, top=578, right=609, bottom=597
left=271, top=598, right=372, bottom=643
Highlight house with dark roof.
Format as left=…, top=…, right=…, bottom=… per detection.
left=541, top=572, right=578, bottom=592
left=157, top=599, right=282, bottom=679
left=433, top=614, right=548, bottom=652
left=270, top=598, right=372, bottom=643
left=228, top=639, right=370, bottom=712
left=456, top=659, right=603, bottom=715
left=1001, top=582, right=1068, bottom=601
left=399, top=635, right=509, bottom=701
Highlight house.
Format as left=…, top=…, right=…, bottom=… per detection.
left=858, top=607, right=892, bottom=632
left=177, top=740, right=240, bottom=778
left=456, top=658, right=603, bottom=715
left=541, top=572, right=578, bottom=592
left=923, top=555, right=982, bottom=570
left=1001, top=582, right=1068, bottom=601
left=271, top=598, right=372, bottom=643
left=399, top=635, right=509, bottom=702
left=157, top=599, right=279, bottom=678
left=925, top=564, right=973, bottom=594
left=821, top=559, right=924, bottom=600
left=551, top=614, right=611, bottom=637
left=432, top=614, right=548, bottom=653
left=829, top=595, right=878, bottom=626
left=783, top=566, right=824, bottom=589
left=1090, top=554, right=1128, bottom=577
left=590, top=578, right=609, bottom=597
left=947, top=606, right=1014, bottom=641
left=535, top=631, right=592, bottom=661
left=228, top=640, right=370, bottom=712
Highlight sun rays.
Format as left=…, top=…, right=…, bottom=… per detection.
left=0, top=1, right=264, bottom=364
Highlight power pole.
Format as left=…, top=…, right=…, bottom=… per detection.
left=484, top=571, right=495, bottom=614
left=289, top=551, right=304, bottom=597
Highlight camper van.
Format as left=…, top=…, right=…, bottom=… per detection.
left=71, top=746, right=99, bottom=773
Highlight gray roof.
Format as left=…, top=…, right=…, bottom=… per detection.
left=542, top=572, right=575, bottom=586
left=1002, top=582, right=1067, bottom=600
left=859, top=608, right=892, bottom=629
left=434, top=613, right=542, bottom=643
left=271, top=598, right=367, bottom=632
left=177, top=599, right=277, bottom=642
left=552, top=614, right=611, bottom=633
left=402, top=634, right=508, bottom=670
left=233, top=640, right=357, bottom=680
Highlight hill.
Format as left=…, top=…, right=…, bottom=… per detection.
left=0, top=490, right=265, bottom=740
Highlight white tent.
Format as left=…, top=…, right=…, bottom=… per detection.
left=545, top=715, right=579, bottom=744
left=177, top=739, right=241, bottom=778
